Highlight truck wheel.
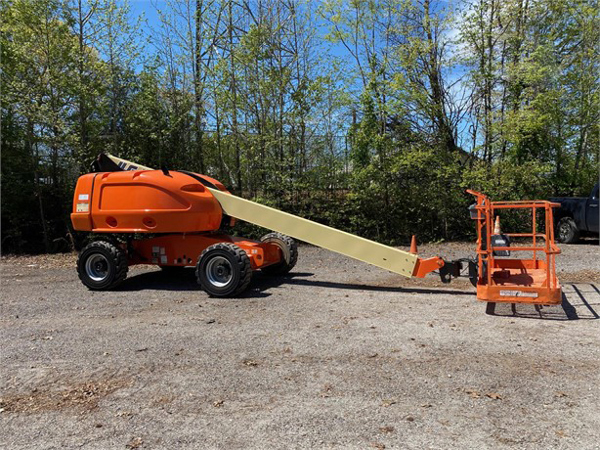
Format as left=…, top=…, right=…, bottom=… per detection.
left=77, top=240, right=128, bottom=290
left=557, top=217, right=580, bottom=244
left=196, top=243, right=252, bottom=297
left=260, top=233, right=298, bottom=275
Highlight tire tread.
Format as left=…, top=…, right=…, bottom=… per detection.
left=557, top=217, right=580, bottom=244
left=196, top=243, right=252, bottom=297
left=260, top=233, right=298, bottom=275
left=77, top=239, right=128, bottom=290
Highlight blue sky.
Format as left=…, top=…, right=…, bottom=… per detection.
left=127, top=0, right=349, bottom=62
left=129, top=0, right=163, bottom=25
left=126, top=0, right=473, bottom=148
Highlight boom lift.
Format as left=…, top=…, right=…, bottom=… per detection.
left=71, top=154, right=562, bottom=305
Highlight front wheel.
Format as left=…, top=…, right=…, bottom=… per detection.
left=196, top=243, right=252, bottom=297
left=77, top=240, right=128, bottom=290
left=556, top=217, right=580, bottom=244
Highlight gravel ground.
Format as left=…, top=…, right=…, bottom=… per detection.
left=1, top=241, right=599, bottom=449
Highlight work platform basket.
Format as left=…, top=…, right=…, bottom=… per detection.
left=467, top=190, right=562, bottom=305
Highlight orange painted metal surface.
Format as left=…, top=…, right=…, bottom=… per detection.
left=70, top=169, right=281, bottom=272
left=412, top=256, right=445, bottom=278
left=71, top=170, right=226, bottom=233
left=128, top=234, right=282, bottom=270
left=467, top=190, right=562, bottom=305
left=409, top=234, right=446, bottom=278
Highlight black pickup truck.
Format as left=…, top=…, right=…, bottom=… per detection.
left=551, top=183, right=599, bottom=243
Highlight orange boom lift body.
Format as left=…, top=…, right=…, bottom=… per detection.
left=71, top=154, right=562, bottom=305
left=72, top=170, right=282, bottom=273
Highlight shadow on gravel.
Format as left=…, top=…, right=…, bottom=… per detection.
left=114, top=268, right=199, bottom=292
left=114, top=269, right=474, bottom=297
left=485, top=283, right=599, bottom=321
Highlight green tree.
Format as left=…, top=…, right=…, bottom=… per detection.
left=2, top=0, right=80, bottom=252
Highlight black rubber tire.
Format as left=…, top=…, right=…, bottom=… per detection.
left=468, top=259, right=479, bottom=288
left=259, top=233, right=298, bottom=275
left=556, top=217, right=580, bottom=244
left=77, top=240, right=128, bottom=290
left=196, top=243, right=252, bottom=297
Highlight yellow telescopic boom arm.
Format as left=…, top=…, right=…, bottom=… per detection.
left=105, top=154, right=422, bottom=277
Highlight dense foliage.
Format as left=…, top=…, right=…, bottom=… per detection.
left=1, top=0, right=598, bottom=253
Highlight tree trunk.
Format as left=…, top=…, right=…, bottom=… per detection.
left=229, top=0, right=241, bottom=194
left=77, top=0, right=88, bottom=163
left=423, top=0, right=457, bottom=153
left=194, top=0, right=205, bottom=173
left=484, top=0, right=495, bottom=163
left=28, top=120, right=50, bottom=253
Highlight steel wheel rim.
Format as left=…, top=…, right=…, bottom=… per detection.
left=206, top=256, right=233, bottom=287
left=85, top=253, right=110, bottom=282
left=559, top=223, right=569, bottom=241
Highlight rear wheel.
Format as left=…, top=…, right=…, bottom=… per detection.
left=196, top=243, right=252, bottom=297
left=557, top=217, right=580, bottom=244
left=260, top=233, right=298, bottom=275
left=77, top=240, right=128, bottom=290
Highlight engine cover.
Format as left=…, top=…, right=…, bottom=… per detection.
left=71, top=170, right=225, bottom=233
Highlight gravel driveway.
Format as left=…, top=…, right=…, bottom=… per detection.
left=1, top=242, right=599, bottom=449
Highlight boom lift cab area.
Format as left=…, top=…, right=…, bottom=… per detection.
left=71, top=154, right=562, bottom=305
left=72, top=168, right=288, bottom=297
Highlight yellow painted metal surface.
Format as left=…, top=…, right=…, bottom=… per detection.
left=208, top=188, right=417, bottom=276
left=105, top=154, right=418, bottom=277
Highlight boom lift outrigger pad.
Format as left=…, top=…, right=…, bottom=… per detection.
left=71, top=154, right=562, bottom=304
